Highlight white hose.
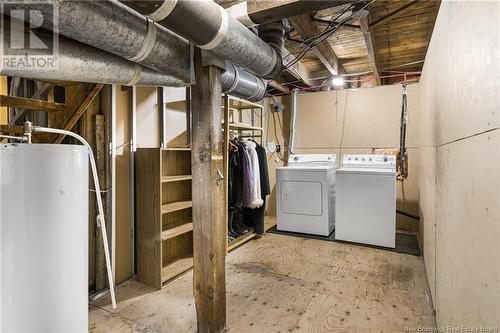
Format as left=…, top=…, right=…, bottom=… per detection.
left=33, top=126, right=117, bottom=309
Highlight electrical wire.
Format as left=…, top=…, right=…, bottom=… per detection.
left=266, top=71, right=422, bottom=98
left=282, top=1, right=375, bottom=70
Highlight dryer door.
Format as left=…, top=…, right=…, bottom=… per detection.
left=280, top=180, right=323, bottom=216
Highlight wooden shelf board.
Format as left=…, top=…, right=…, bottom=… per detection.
left=228, top=231, right=257, bottom=251
left=224, top=95, right=263, bottom=109
left=161, top=222, right=193, bottom=240
left=227, top=122, right=263, bottom=131
left=163, top=147, right=191, bottom=151
left=161, top=254, right=193, bottom=283
left=161, top=175, right=192, bottom=183
left=161, top=200, right=193, bottom=214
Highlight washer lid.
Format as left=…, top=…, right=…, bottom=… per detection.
left=337, top=167, right=396, bottom=176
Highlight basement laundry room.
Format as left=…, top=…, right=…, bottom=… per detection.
left=0, top=1, right=498, bottom=333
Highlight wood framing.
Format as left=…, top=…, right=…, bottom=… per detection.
left=288, top=14, right=341, bottom=76
left=0, top=76, right=7, bottom=125
left=268, top=80, right=290, bottom=93
left=54, top=83, right=104, bottom=143
left=359, top=16, right=381, bottom=86
left=191, top=49, right=226, bottom=333
left=8, top=82, right=54, bottom=126
left=0, top=95, right=64, bottom=112
left=283, top=49, right=311, bottom=86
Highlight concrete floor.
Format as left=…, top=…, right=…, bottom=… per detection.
left=90, top=231, right=436, bottom=333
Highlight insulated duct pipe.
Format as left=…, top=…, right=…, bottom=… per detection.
left=1, top=0, right=191, bottom=83
left=120, top=0, right=283, bottom=79
left=221, top=61, right=266, bottom=102
left=0, top=28, right=186, bottom=87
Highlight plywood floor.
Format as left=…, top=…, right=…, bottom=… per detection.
left=91, top=224, right=436, bottom=333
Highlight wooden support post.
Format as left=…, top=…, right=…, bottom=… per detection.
left=191, top=49, right=226, bottom=333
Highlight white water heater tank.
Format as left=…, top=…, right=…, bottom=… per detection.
left=0, top=143, right=88, bottom=332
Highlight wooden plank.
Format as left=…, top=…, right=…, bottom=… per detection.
left=161, top=254, right=194, bottom=283
left=245, top=0, right=352, bottom=25
left=268, top=80, right=290, bottom=93
left=227, top=231, right=257, bottom=252
left=0, top=76, right=7, bottom=125
left=136, top=148, right=163, bottom=289
left=161, top=175, right=193, bottom=183
left=288, top=14, right=341, bottom=76
left=8, top=82, right=54, bottom=126
left=0, top=125, right=23, bottom=134
left=228, top=122, right=263, bottom=131
left=161, top=200, right=193, bottom=214
left=191, top=49, right=226, bottom=333
left=359, top=16, right=381, bottom=86
left=53, top=83, right=104, bottom=144
left=0, top=95, right=64, bottom=112
left=163, top=147, right=191, bottom=151
left=95, top=114, right=107, bottom=291
left=369, top=0, right=420, bottom=29
left=161, top=222, right=194, bottom=241
left=283, top=49, right=311, bottom=86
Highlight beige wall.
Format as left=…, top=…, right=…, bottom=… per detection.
left=269, top=85, right=420, bottom=231
left=417, top=1, right=500, bottom=327
left=136, top=87, right=160, bottom=149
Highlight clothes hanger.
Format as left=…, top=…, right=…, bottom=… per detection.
left=229, top=141, right=239, bottom=151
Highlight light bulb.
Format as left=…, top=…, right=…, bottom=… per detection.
left=332, top=76, right=344, bottom=87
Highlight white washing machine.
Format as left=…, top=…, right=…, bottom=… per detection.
left=335, top=154, right=397, bottom=248
left=276, top=154, right=336, bottom=236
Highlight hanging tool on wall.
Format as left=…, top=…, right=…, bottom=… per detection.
left=399, top=83, right=408, bottom=180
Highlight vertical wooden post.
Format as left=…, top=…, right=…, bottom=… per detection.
left=191, top=49, right=226, bottom=333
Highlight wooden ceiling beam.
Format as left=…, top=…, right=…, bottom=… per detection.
left=288, top=14, right=342, bottom=76
left=268, top=80, right=290, bottom=93
left=359, top=16, right=381, bottom=85
left=283, top=49, right=312, bottom=86
left=245, top=0, right=354, bottom=25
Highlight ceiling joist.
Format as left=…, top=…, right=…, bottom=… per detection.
left=288, top=14, right=342, bottom=76
left=359, top=16, right=381, bottom=86
left=245, top=0, right=353, bottom=25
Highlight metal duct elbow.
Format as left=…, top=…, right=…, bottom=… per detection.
left=1, top=0, right=191, bottom=84
left=121, top=0, right=283, bottom=79
left=221, top=62, right=266, bottom=102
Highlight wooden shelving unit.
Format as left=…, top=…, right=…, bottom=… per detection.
left=135, top=147, right=193, bottom=289
left=222, top=95, right=264, bottom=253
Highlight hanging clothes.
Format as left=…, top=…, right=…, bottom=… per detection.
left=227, top=138, right=270, bottom=237
left=243, top=141, right=270, bottom=234
left=244, top=140, right=263, bottom=209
